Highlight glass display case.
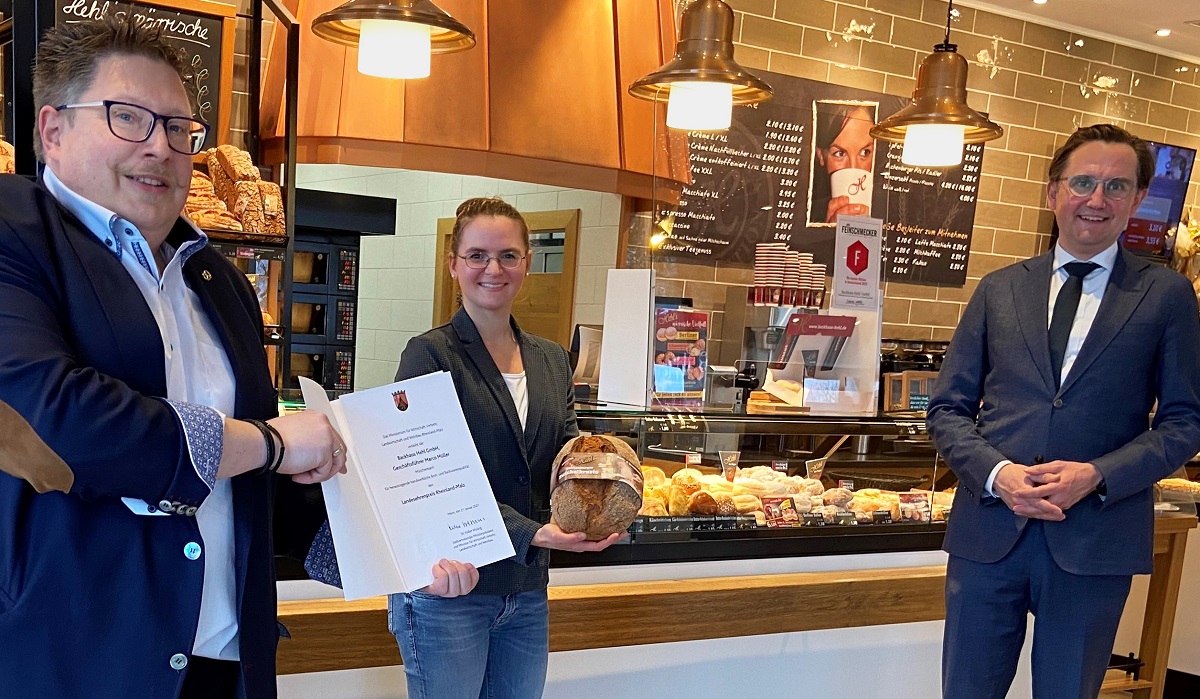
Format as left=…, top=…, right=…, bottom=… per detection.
left=552, top=407, right=952, bottom=568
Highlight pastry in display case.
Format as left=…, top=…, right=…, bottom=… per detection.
left=553, top=410, right=953, bottom=567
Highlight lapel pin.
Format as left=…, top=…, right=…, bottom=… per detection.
left=201, top=270, right=213, bottom=281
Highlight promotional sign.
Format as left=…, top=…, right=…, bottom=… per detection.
left=832, top=215, right=883, bottom=311
left=666, top=70, right=982, bottom=286
left=651, top=306, right=710, bottom=407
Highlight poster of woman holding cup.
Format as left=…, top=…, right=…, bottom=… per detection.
left=808, top=100, right=878, bottom=226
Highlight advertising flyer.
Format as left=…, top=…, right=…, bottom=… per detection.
left=651, top=306, right=710, bottom=407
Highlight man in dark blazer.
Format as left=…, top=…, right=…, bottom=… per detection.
left=928, top=124, right=1200, bottom=698
left=0, top=15, right=344, bottom=698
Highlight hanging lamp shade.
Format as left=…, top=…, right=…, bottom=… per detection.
left=311, top=0, right=476, bottom=53
left=870, top=44, right=1002, bottom=145
left=628, top=0, right=772, bottom=106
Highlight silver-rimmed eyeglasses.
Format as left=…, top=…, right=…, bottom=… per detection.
left=457, top=252, right=526, bottom=270
left=1056, top=174, right=1136, bottom=200
left=55, top=100, right=209, bottom=156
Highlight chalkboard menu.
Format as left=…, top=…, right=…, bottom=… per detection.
left=55, top=0, right=230, bottom=150
left=667, top=70, right=984, bottom=287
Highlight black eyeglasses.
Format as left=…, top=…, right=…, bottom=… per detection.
left=1056, top=174, right=1136, bottom=200
left=457, top=252, right=526, bottom=270
left=55, top=100, right=209, bottom=155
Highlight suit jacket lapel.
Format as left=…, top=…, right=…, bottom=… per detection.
left=55, top=205, right=168, bottom=397
left=451, top=309, right=530, bottom=466
left=1058, top=249, right=1150, bottom=395
left=519, top=329, right=549, bottom=450
left=1011, top=252, right=1056, bottom=393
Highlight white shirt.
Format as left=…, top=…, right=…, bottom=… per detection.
left=43, top=166, right=242, bottom=660
left=984, top=242, right=1119, bottom=496
left=502, top=371, right=529, bottom=429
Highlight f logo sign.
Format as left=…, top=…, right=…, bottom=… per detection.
left=847, top=240, right=869, bottom=275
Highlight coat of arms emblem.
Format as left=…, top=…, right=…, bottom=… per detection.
left=393, top=390, right=409, bottom=411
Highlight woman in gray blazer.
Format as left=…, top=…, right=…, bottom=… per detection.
left=389, top=198, right=620, bottom=699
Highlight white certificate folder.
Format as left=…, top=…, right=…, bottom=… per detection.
left=300, top=373, right=515, bottom=600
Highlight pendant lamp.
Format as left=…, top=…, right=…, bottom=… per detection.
left=312, top=0, right=476, bottom=80
left=629, top=0, right=773, bottom=132
left=870, top=0, right=1002, bottom=166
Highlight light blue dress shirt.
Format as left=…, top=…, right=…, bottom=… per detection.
left=42, top=166, right=242, bottom=660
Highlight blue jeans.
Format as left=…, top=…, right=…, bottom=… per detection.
left=388, top=589, right=549, bottom=699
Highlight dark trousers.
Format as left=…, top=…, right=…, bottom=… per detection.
left=942, top=520, right=1132, bottom=699
left=179, top=656, right=241, bottom=699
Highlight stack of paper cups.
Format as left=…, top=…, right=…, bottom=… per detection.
left=809, top=264, right=827, bottom=309
left=784, top=251, right=802, bottom=307
left=753, top=243, right=788, bottom=306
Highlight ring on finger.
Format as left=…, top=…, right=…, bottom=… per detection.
left=333, top=446, right=344, bottom=457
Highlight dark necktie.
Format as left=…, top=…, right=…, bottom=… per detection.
left=1048, top=261, right=1099, bottom=389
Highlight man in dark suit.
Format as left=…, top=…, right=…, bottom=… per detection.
left=0, top=15, right=346, bottom=698
left=928, top=124, right=1200, bottom=698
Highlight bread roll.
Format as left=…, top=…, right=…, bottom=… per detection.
left=687, top=490, right=718, bottom=515
left=638, top=500, right=667, bottom=517
left=640, top=466, right=667, bottom=489
left=669, top=470, right=702, bottom=516
left=713, top=492, right=737, bottom=515
left=732, top=493, right=762, bottom=514
left=822, top=488, right=854, bottom=508
left=550, top=435, right=643, bottom=540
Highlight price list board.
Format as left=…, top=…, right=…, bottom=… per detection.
left=666, top=70, right=984, bottom=287
left=878, top=143, right=984, bottom=286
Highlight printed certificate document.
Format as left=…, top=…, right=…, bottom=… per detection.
left=300, top=373, right=514, bottom=599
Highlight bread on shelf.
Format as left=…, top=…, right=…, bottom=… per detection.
left=213, top=143, right=260, bottom=183
left=0, top=140, right=16, bottom=174
left=185, top=170, right=242, bottom=231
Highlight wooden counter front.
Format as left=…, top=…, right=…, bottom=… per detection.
left=277, top=514, right=1196, bottom=699
left=277, top=565, right=946, bottom=675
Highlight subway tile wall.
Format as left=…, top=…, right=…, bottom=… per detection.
left=646, top=0, right=1200, bottom=342
left=296, top=165, right=621, bottom=390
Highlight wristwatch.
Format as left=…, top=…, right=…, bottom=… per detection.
left=1095, top=478, right=1107, bottom=497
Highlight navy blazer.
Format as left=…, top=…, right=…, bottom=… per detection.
left=927, top=248, right=1200, bottom=575
left=394, top=309, right=578, bottom=595
left=0, top=177, right=281, bottom=697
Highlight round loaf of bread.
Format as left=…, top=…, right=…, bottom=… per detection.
left=550, top=435, right=643, bottom=540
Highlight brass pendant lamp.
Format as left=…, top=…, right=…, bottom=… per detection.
left=870, top=0, right=1002, bottom=166
left=312, top=0, right=476, bottom=79
left=629, top=0, right=773, bottom=131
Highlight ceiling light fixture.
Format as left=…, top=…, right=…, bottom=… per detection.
left=312, top=0, right=476, bottom=80
left=629, top=0, right=773, bottom=132
left=1156, top=29, right=1172, bottom=37
left=870, top=0, right=1003, bottom=167
left=1033, top=0, right=1047, bottom=5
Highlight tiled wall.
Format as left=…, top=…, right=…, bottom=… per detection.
left=645, top=0, right=1200, bottom=342
left=296, top=164, right=621, bottom=389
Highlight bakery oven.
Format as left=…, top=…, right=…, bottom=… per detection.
left=293, top=240, right=359, bottom=295
left=290, top=292, right=356, bottom=344
left=290, top=344, right=355, bottom=393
